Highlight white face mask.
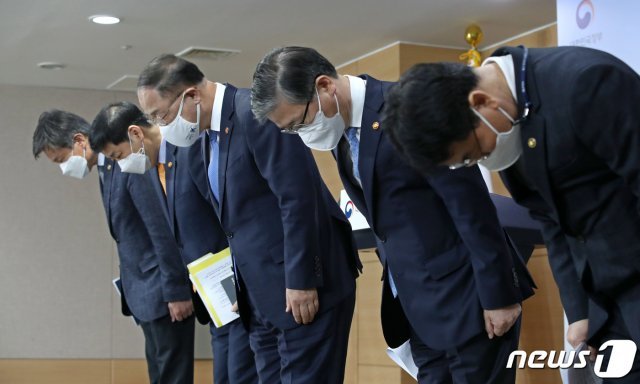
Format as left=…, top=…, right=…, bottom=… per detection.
left=159, top=91, right=200, bottom=147
left=117, top=134, right=151, bottom=174
left=471, top=107, right=522, bottom=171
left=59, top=146, right=89, bottom=179
left=297, top=89, right=345, bottom=151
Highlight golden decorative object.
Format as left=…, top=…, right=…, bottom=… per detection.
left=372, top=121, right=380, bottom=130
left=459, top=24, right=484, bottom=67
left=528, top=138, right=537, bottom=149
left=464, top=24, right=484, bottom=47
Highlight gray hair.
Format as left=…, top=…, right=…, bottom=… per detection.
left=137, top=54, right=205, bottom=98
left=251, top=46, right=338, bottom=124
left=32, top=110, right=90, bottom=158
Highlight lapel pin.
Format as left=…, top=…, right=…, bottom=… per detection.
left=167, top=161, right=173, bottom=168
left=372, top=121, right=380, bottom=130
left=107, top=164, right=112, bottom=171
left=225, top=127, right=230, bottom=134
left=527, top=138, right=537, bottom=148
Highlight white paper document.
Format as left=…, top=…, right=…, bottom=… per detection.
left=386, top=340, right=419, bottom=380
left=187, top=248, right=240, bottom=328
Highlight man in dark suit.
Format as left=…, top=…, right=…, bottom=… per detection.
left=136, top=55, right=362, bottom=384
left=164, top=140, right=258, bottom=384
left=251, top=46, right=535, bottom=384
left=88, top=102, right=196, bottom=384
left=382, top=45, right=640, bottom=381
left=88, top=100, right=257, bottom=383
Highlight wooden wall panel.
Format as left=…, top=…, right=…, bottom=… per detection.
left=399, top=44, right=467, bottom=73
left=356, top=44, right=401, bottom=81
left=0, top=360, right=111, bottom=384
left=357, top=251, right=394, bottom=367
left=358, top=365, right=403, bottom=384
left=516, top=248, right=564, bottom=384
left=312, top=150, right=344, bottom=201
left=0, top=359, right=214, bottom=384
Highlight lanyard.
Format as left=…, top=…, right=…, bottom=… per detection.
left=515, top=46, right=532, bottom=125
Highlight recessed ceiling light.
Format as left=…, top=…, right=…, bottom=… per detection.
left=37, top=62, right=66, bottom=70
left=89, top=15, right=120, bottom=25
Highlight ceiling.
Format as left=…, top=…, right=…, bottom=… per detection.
left=0, top=0, right=556, bottom=91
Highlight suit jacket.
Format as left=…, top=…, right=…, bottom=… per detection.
left=202, top=85, right=361, bottom=330
left=164, top=141, right=230, bottom=324
left=337, top=75, right=534, bottom=350
left=494, top=46, right=640, bottom=342
left=101, top=160, right=192, bottom=322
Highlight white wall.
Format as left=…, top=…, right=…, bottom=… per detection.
left=0, top=84, right=212, bottom=359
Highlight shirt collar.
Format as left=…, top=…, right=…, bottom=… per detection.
left=210, top=82, right=226, bottom=133
left=158, top=138, right=167, bottom=164
left=98, top=153, right=105, bottom=166
left=482, top=54, right=518, bottom=102
left=346, top=75, right=366, bottom=128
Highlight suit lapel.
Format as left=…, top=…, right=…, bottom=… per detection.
left=496, top=47, right=560, bottom=217
left=165, top=145, right=178, bottom=231
left=217, top=85, right=238, bottom=223
left=104, top=160, right=117, bottom=239
left=518, top=115, right=559, bottom=216
left=359, top=76, right=384, bottom=227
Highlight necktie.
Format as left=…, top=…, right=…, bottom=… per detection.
left=157, top=163, right=167, bottom=195
left=208, top=131, right=220, bottom=203
left=345, top=127, right=361, bottom=183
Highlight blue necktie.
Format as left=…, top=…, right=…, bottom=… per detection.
left=345, top=127, right=361, bottom=183
left=208, top=131, right=220, bottom=203
left=208, top=131, right=239, bottom=284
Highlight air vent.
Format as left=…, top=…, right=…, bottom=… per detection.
left=176, top=46, right=240, bottom=61
left=106, top=75, right=139, bottom=91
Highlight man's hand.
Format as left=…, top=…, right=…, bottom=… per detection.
left=285, top=288, right=319, bottom=325
left=567, top=318, right=589, bottom=348
left=483, top=303, right=522, bottom=339
left=567, top=319, right=597, bottom=361
left=168, top=300, right=194, bottom=322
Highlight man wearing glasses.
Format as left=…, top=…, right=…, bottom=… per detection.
left=382, top=46, right=640, bottom=380
left=136, top=54, right=361, bottom=383
left=251, top=46, right=535, bottom=383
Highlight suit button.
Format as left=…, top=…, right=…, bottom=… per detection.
left=226, top=232, right=234, bottom=239
left=380, top=235, right=387, bottom=243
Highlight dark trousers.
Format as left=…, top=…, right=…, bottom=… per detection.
left=410, top=318, right=521, bottom=384
left=210, top=319, right=258, bottom=384
left=140, top=314, right=195, bottom=384
left=248, top=292, right=356, bottom=384
left=592, top=305, right=640, bottom=384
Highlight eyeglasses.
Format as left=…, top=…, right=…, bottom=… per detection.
left=280, top=74, right=322, bottom=134
left=280, top=95, right=313, bottom=134
left=147, top=91, right=185, bottom=126
left=448, top=128, right=487, bottom=170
